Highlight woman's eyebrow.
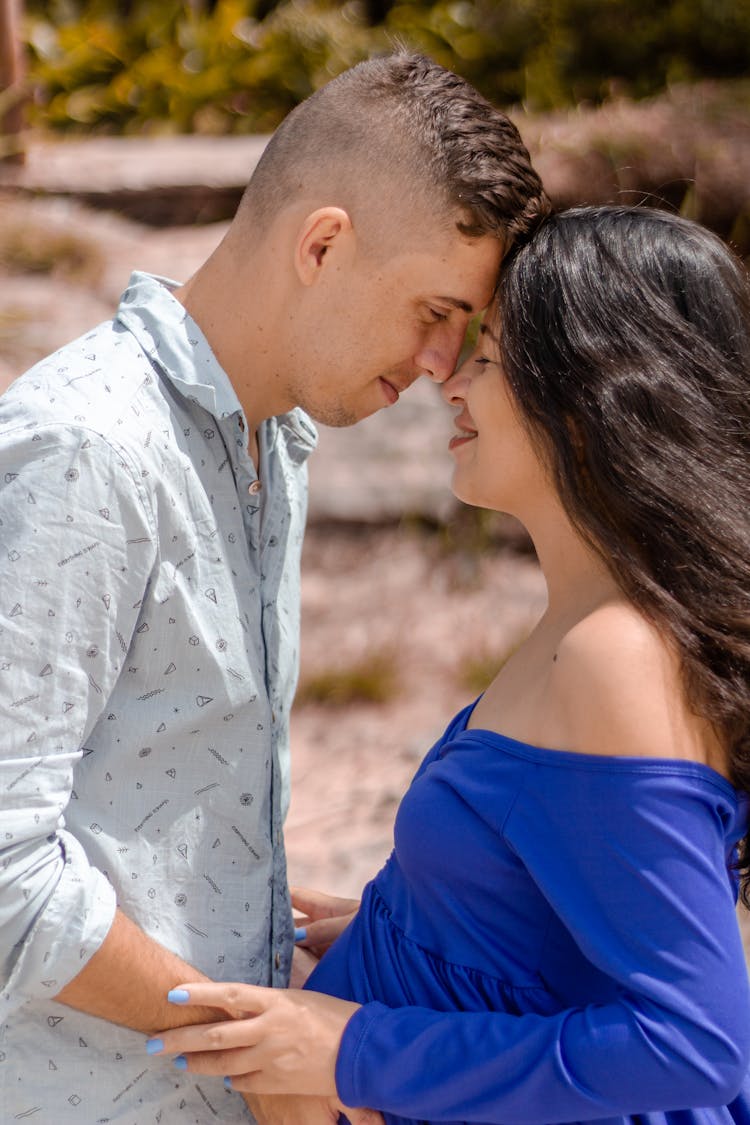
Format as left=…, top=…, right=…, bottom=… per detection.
left=479, top=323, right=500, bottom=344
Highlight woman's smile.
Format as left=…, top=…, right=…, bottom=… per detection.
left=448, top=410, right=478, bottom=451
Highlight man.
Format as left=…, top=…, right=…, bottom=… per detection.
left=0, top=52, right=548, bottom=1123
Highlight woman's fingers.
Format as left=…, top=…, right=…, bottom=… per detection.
left=290, top=886, right=360, bottom=921
left=296, top=912, right=357, bottom=952
left=180, top=1045, right=259, bottom=1078
left=166, top=981, right=268, bottom=1018
left=150, top=986, right=359, bottom=1098
left=148, top=1015, right=262, bottom=1060
left=291, top=887, right=360, bottom=955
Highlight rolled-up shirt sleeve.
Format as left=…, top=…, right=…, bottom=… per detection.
left=0, top=422, right=156, bottom=1012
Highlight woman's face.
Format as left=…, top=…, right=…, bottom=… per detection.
left=441, top=311, right=551, bottom=520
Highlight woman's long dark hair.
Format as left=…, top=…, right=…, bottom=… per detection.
left=497, top=205, right=750, bottom=899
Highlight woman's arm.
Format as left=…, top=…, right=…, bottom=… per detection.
left=148, top=772, right=750, bottom=1124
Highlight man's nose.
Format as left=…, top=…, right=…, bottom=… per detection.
left=416, top=326, right=465, bottom=383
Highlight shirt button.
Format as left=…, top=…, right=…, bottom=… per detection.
left=274, top=951, right=281, bottom=970
left=248, top=480, right=262, bottom=495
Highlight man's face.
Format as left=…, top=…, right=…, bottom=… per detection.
left=287, top=227, right=502, bottom=427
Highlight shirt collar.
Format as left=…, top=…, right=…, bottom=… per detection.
left=115, top=271, right=317, bottom=463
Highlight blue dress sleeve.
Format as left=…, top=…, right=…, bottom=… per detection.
left=334, top=762, right=750, bottom=1123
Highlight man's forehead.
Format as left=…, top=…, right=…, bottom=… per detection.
left=380, top=229, right=500, bottom=309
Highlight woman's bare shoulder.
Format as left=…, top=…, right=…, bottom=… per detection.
left=545, top=601, right=721, bottom=768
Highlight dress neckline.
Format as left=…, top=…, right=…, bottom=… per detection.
left=459, top=697, right=741, bottom=801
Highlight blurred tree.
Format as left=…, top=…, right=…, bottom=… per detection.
left=17, top=0, right=750, bottom=131
left=0, top=0, right=25, bottom=162
left=363, top=0, right=395, bottom=24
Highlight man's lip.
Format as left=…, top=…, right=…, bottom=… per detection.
left=379, top=377, right=400, bottom=405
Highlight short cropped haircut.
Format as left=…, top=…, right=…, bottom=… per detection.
left=239, top=51, right=549, bottom=246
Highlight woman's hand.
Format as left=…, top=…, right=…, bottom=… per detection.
left=292, top=886, right=359, bottom=957
left=289, top=944, right=320, bottom=989
left=148, top=982, right=360, bottom=1097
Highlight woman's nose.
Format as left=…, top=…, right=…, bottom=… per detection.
left=441, top=364, right=470, bottom=406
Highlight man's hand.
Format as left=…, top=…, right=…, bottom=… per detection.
left=244, top=1093, right=338, bottom=1124
left=246, top=1093, right=383, bottom=1125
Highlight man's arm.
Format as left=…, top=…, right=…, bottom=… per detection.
left=247, top=1093, right=383, bottom=1125
left=55, top=908, right=227, bottom=1034
left=0, top=427, right=160, bottom=1013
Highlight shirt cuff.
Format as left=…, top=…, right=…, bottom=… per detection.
left=1, top=829, right=116, bottom=1017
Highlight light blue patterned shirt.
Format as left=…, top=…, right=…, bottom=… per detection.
left=0, top=273, right=316, bottom=1122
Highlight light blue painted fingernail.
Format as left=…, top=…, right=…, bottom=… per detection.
left=224, top=1076, right=233, bottom=1090
left=167, top=988, right=190, bottom=1004
left=294, top=927, right=307, bottom=942
left=145, top=1037, right=164, bottom=1055
left=173, top=1055, right=188, bottom=1071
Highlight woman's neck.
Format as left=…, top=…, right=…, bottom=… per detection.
left=522, top=494, right=622, bottom=626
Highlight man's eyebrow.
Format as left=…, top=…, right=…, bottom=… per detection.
left=434, top=295, right=475, bottom=314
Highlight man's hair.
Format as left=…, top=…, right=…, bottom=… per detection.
left=239, top=51, right=549, bottom=246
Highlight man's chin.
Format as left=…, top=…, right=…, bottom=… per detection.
left=309, top=405, right=360, bottom=428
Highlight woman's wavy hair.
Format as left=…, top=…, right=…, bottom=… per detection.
left=497, top=205, right=750, bottom=899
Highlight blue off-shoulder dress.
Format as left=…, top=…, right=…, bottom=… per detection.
left=306, top=700, right=750, bottom=1125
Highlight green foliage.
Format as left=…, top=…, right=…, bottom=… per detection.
left=18, top=0, right=750, bottom=135
left=22, top=0, right=386, bottom=134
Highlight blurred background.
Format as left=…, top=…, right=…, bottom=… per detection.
left=1, top=2, right=749, bottom=951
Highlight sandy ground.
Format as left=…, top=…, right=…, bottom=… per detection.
left=286, top=524, right=547, bottom=898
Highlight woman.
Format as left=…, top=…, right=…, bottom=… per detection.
left=147, top=206, right=750, bottom=1125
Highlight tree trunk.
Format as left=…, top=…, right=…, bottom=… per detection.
left=0, top=0, right=25, bottom=164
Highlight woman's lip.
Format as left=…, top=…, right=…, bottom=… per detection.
left=379, top=377, right=400, bottom=405
left=448, top=431, right=477, bottom=451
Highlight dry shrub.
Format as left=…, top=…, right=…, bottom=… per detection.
left=459, top=636, right=527, bottom=695
left=522, top=82, right=750, bottom=258
left=0, top=201, right=105, bottom=283
left=296, top=649, right=399, bottom=709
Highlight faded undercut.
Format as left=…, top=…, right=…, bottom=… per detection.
left=237, top=51, right=549, bottom=250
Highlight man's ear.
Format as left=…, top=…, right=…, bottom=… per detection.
left=294, top=207, right=353, bottom=286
